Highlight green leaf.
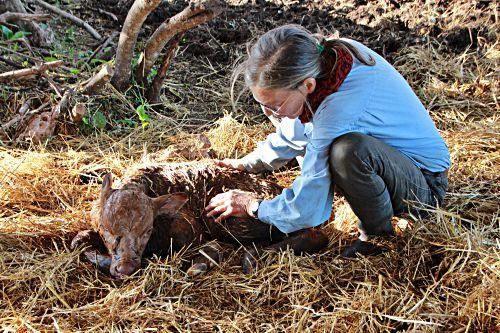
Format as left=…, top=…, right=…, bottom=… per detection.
left=44, top=56, right=58, bottom=62
left=1, top=25, right=13, bottom=39
left=70, top=68, right=80, bottom=75
left=90, top=58, right=108, bottom=65
left=11, top=31, right=30, bottom=40
left=135, top=104, right=150, bottom=122
left=92, top=111, right=107, bottom=129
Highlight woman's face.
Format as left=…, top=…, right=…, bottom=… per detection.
left=251, top=85, right=308, bottom=120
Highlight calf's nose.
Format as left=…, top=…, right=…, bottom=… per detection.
left=115, top=261, right=137, bottom=277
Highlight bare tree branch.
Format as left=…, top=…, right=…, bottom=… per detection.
left=136, top=0, right=224, bottom=85
left=32, top=0, right=102, bottom=40
left=0, top=11, right=51, bottom=24
left=111, top=0, right=162, bottom=91
left=147, top=33, right=183, bottom=104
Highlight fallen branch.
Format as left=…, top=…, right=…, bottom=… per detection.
left=82, top=64, right=114, bottom=95
left=136, top=0, right=224, bottom=85
left=0, top=60, right=63, bottom=82
left=33, top=0, right=102, bottom=40
left=0, top=11, right=51, bottom=24
left=111, top=0, right=162, bottom=90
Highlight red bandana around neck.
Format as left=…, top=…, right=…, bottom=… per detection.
left=299, top=44, right=353, bottom=123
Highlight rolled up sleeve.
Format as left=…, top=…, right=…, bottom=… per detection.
left=257, top=138, right=334, bottom=233
left=242, top=118, right=309, bottom=173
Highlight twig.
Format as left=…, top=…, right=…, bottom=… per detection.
left=0, top=60, right=63, bottom=82
left=16, top=89, right=75, bottom=144
left=42, top=73, right=63, bottom=98
left=0, top=100, right=31, bottom=134
left=0, top=45, right=73, bottom=72
left=97, top=8, right=118, bottom=22
left=32, top=0, right=102, bottom=40
left=0, top=11, right=51, bottom=24
left=85, top=31, right=119, bottom=65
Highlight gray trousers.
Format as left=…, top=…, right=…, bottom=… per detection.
left=329, top=133, right=448, bottom=238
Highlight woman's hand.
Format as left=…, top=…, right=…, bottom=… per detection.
left=215, top=158, right=246, bottom=171
left=205, top=190, right=258, bottom=222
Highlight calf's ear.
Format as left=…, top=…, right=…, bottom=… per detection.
left=153, top=193, right=188, bottom=216
left=100, top=173, right=113, bottom=205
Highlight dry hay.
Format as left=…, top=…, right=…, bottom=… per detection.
left=1, top=119, right=498, bottom=331
left=1, top=0, right=499, bottom=332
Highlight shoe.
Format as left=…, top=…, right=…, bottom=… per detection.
left=341, top=239, right=384, bottom=258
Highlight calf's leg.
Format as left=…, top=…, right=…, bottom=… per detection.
left=71, top=230, right=112, bottom=274
left=242, top=229, right=329, bottom=274
left=186, top=241, right=223, bottom=276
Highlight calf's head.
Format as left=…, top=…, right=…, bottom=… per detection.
left=97, top=173, right=187, bottom=278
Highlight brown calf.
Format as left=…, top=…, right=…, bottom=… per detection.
left=71, top=161, right=328, bottom=278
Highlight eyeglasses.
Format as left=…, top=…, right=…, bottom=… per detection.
left=254, top=92, right=295, bottom=118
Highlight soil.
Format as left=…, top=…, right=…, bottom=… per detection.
left=1, top=0, right=496, bottom=130
left=86, top=0, right=496, bottom=122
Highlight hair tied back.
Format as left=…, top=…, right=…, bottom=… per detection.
left=316, top=43, right=325, bottom=54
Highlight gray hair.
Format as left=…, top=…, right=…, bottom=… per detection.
left=231, top=24, right=375, bottom=108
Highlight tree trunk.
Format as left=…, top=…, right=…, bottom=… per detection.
left=136, top=0, right=224, bottom=85
left=110, top=0, right=162, bottom=91
left=146, top=33, right=183, bottom=104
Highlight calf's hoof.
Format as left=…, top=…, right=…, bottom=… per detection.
left=242, top=248, right=259, bottom=274
left=186, top=263, right=208, bottom=277
left=71, top=229, right=105, bottom=252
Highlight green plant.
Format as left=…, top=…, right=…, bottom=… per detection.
left=1, top=25, right=30, bottom=41
left=135, top=104, right=150, bottom=129
left=82, top=110, right=107, bottom=130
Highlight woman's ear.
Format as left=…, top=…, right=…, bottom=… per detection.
left=302, top=77, right=316, bottom=95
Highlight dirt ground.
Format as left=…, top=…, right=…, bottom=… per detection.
left=0, top=0, right=498, bottom=332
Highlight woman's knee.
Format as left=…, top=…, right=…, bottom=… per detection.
left=329, top=132, right=372, bottom=177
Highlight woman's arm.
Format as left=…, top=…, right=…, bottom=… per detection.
left=241, top=117, right=310, bottom=173
left=257, top=138, right=334, bottom=233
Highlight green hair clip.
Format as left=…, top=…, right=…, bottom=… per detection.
left=316, top=43, right=325, bottom=54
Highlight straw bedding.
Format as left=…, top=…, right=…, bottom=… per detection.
left=0, top=0, right=498, bottom=331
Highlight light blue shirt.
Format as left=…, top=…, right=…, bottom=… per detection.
left=243, top=39, right=451, bottom=234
